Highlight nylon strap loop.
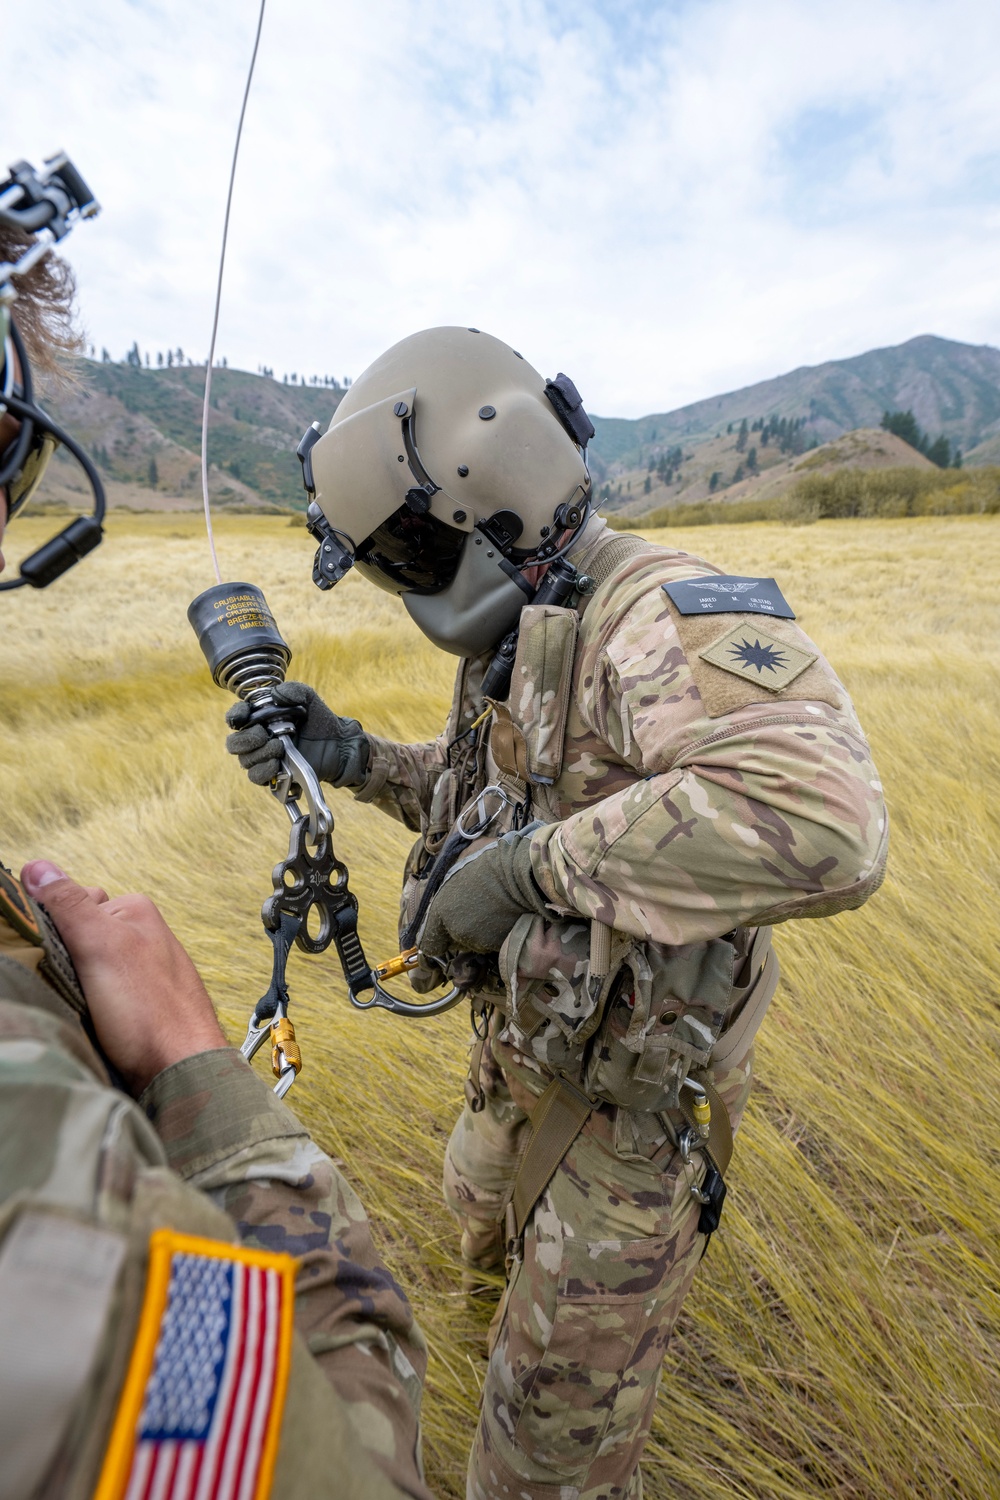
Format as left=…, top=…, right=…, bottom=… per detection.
left=505, top=1076, right=594, bottom=1246
left=680, top=1079, right=734, bottom=1176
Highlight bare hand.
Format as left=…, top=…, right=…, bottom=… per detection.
left=20, top=861, right=228, bottom=1096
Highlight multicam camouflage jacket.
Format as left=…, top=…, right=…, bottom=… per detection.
left=0, top=865, right=431, bottom=1500
left=355, top=520, right=888, bottom=1098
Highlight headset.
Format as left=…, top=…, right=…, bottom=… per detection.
left=0, top=153, right=104, bottom=591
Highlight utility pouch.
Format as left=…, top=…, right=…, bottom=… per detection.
left=492, top=605, right=578, bottom=787
left=583, top=937, right=738, bottom=1112
left=495, top=914, right=621, bottom=1084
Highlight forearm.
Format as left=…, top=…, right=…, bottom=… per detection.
left=354, top=733, right=449, bottom=832
left=142, top=1049, right=429, bottom=1498
left=530, top=723, right=888, bottom=943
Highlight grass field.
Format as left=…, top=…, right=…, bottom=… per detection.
left=2, top=512, right=998, bottom=1498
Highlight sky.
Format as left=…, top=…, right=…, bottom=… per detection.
left=4, top=0, right=1000, bottom=417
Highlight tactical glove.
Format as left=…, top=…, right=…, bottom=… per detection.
left=225, top=681, right=370, bottom=789
left=418, top=830, right=551, bottom=958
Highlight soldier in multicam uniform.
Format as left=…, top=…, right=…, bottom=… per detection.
left=0, top=166, right=431, bottom=1499
left=229, top=326, right=889, bottom=1500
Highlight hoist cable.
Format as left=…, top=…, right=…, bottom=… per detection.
left=200, top=0, right=267, bottom=585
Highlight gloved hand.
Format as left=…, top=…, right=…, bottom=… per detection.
left=225, top=681, right=370, bottom=789
left=418, top=830, right=551, bottom=958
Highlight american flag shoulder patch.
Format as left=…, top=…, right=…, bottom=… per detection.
left=94, top=1229, right=296, bottom=1500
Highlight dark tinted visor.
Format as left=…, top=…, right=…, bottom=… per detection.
left=355, top=504, right=467, bottom=595
left=4, top=429, right=57, bottom=518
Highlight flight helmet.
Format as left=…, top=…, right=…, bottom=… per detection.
left=298, top=326, right=595, bottom=656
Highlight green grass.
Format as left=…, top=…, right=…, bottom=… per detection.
left=2, top=512, right=998, bottom=1497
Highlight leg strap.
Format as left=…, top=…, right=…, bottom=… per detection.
left=502, top=1075, right=593, bottom=1263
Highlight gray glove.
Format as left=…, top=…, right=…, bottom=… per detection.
left=418, top=830, right=551, bottom=958
left=225, top=681, right=370, bottom=789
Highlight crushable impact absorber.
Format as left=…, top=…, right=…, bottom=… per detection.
left=187, top=581, right=292, bottom=698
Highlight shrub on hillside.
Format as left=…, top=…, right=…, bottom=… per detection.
left=790, top=465, right=998, bottom=519
left=607, top=465, right=1000, bottom=529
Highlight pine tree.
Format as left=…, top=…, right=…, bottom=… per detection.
left=709, top=472, right=720, bottom=493
left=148, top=457, right=158, bottom=487
left=736, top=419, right=748, bottom=453
left=925, top=435, right=951, bottom=468
left=881, top=409, right=923, bottom=451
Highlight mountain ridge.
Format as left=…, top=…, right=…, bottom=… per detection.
left=588, top=334, right=1000, bottom=474
left=38, top=333, right=1000, bottom=513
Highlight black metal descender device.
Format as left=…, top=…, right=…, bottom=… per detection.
left=188, top=581, right=463, bottom=1097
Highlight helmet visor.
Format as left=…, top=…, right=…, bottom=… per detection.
left=355, top=503, right=467, bottom=595
left=2, top=428, right=58, bottom=519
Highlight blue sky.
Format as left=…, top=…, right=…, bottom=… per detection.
left=4, top=0, right=999, bottom=416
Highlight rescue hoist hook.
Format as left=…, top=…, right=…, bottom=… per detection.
left=188, top=583, right=463, bottom=1098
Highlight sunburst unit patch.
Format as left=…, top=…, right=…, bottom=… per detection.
left=700, top=622, right=817, bottom=692
left=94, top=1230, right=296, bottom=1500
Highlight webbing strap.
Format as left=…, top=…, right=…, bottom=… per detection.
left=680, top=1079, right=734, bottom=1175
left=711, top=944, right=779, bottom=1069
left=581, top=531, right=654, bottom=588
left=464, top=1031, right=488, bottom=1112
left=503, top=1076, right=593, bottom=1249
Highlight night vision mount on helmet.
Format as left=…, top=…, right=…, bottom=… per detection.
left=295, top=327, right=597, bottom=662
left=0, top=153, right=105, bottom=591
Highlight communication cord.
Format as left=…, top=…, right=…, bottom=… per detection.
left=200, top=0, right=267, bottom=585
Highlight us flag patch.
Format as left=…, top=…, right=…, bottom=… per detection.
left=95, top=1230, right=295, bottom=1500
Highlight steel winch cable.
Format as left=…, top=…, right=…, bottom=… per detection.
left=190, top=4, right=463, bottom=1099
left=199, top=0, right=267, bottom=586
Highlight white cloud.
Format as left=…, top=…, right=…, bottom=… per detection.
left=3, top=0, right=999, bottom=416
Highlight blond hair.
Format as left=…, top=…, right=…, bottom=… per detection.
left=1, top=226, right=81, bottom=380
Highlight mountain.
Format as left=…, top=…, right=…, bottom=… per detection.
left=43, top=362, right=345, bottom=511
left=588, top=335, right=1000, bottom=475
left=36, top=334, right=1000, bottom=514
left=600, top=426, right=939, bottom=520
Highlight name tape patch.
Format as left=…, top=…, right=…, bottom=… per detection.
left=95, top=1231, right=295, bottom=1500
left=663, top=576, right=795, bottom=618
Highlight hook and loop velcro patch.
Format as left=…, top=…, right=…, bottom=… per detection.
left=699, top=622, right=818, bottom=692
left=94, top=1230, right=296, bottom=1500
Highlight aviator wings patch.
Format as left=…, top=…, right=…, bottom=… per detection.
left=662, top=575, right=795, bottom=617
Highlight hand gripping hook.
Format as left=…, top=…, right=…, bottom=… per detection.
left=270, top=729, right=334, bottom=844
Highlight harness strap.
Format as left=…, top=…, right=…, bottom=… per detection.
left=679, top=1078, right=734, bottom=1175
left=579, top=531, right=654, bottom=588
left=711, top=940, right=779, bottom=1069
left=502, top=1075, right=593, bottom=1260
left=464, top=1030, right=488, bottom=1112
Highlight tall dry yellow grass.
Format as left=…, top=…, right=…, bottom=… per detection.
left=1, top=512, right=998, bottom=1497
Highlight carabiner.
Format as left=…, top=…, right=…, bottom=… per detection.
left=455, top=782, right=510, bottom=841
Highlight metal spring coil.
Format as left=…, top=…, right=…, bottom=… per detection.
left=215, top=645, right=290, bottom=700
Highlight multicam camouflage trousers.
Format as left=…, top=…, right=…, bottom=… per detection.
left=444, top=1028, right=754, bottom=1500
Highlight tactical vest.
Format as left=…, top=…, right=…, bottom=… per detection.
left=401, top=531, right=780, bottom=1115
